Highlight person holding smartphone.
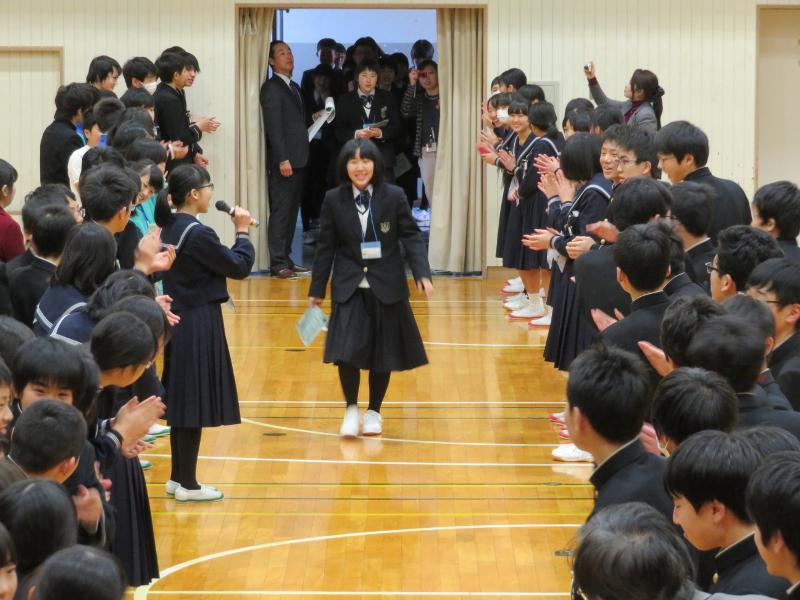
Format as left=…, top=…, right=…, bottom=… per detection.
left=584, top=61, right=664, bottom=134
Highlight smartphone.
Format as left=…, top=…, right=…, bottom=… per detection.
left=583, top=62, right=593, bottom=73
left=476, top=144, right=491, bottom=155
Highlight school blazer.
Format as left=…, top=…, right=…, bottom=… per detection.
left=259, top=74, right=310, bottom=169
left=334, top=89, right=402, bottom=166
left=9, top=256, right=56, bottom=329
left=769, top=331, right=800, bottom=411
left=309, top=184, right=431, bottom=305
left=588, top=81, right=657, bottom=134
left=684, top=168, right=751, bottom=242
left=39, top=119, right=84, bottom=186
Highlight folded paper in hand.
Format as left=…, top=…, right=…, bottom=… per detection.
left=296, top=305, right=329, bottom=346
left=307, top=96, right=336, bottom=142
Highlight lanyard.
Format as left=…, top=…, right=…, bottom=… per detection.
left=357, top=199, right=379, bottom=243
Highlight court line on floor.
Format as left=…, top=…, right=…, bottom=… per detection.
left=141, top=453, right=593, bottom=468
left=234, top=299, right=504, bottom=304
left=229, top=342, right=546, bottom=349
left=242, top=418, right=559, bottom=447
left=134, top=523, right=580, bottom=599
left=146, top=482, right=591, bottom=488
left=147, top=592, right=569, bottom=597
left=149, top=511, right=589, bottom=517
left=240, top=400, right=563, bottom=405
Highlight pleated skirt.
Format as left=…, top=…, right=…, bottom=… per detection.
left=518, top=193, right=549, bottom=270
left=544, top=263, right=597, bottom=370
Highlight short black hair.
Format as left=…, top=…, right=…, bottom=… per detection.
left=336, top=139, right=385, bottom=188
left=723, top=293, right=775, bottom=342
left=9, top=400, right=87, bottom=475
left=86, top=55, right=121, bottom=85
left=155, top=51, right=190, bottom=83
left=652, top=368, right=737, bottom=446
left=112, top=295, right=171, bottom=345
left=667, top=229, right=686, bottom=277
left=591, top=104, right=625, bottom=132
left=608, top=177, right=672, bottom=232
left=670, top=182, right=714, bottom=237
left=54, top=83, right=99, bottom=121
left=30, top=204, right=75, bottom=259
left=0, top=523, right=15, bottom=569
left=85, top=269, right=155, bottom=322
left=0, top=479, right=77, bottom=578
left=654, top=120, right=709, bottom=167
left=715, top=225, right=783, bottom=291
left=616, top=126, right=657, bottom=170
left=748, top=258, right=800, bottom=308
left=0, top=359, right=9, bottom=389
left=487, top=92, right=512, bottom=108
left=21, top=184, right=71, bottom=234
left=355, top=60, right=380, bottom=78
left=564, top=97, right=594, bottom=116
left=735, top=427, right=800, bottom=458
left=660, top=295, right=725, bottom=366
left=411, top=39, right=435, bottom=62
left=753, top=181, right=800, bottom=239
left=390, top=52, right=409, bottom=68
left=564, top=109, right=591, bottom=133
left=517, top=83, right=545, bottom=104
left=665, top=430, right=761, bottom=522
left=12, top=337, right=88, bottom=401
left=108, top=122, right=152, bottom=155
left=528, top=102, right=559, bottom=138
left=126, top=138, right=167, bottom=164
left=498, top=68, right=526, bottom=90
left=0, top=317, right=34, bottom=368
left=53, top=222, right=117, bottom=296
left=559, top=133, right=601, bottom=182
left=567, top=344, right=651, bottom=443
left=574, top=502, right=696, bottom=600
left=36, top=546, right=126, bottom=600
left=685, top=315, right=764, bottom=392
left=120, top=87, right=154, bottom=110
left=746, top=451, right=800, bottom=563
left=80, top=164, right=138, bottom=223
left=614, top=222, right=671, bottom=291
left=507, top=97, right=529, bottom=116
left=90, top=312, right=156, bottom=372
left=122, top=56, right=157, bottom=88
left=416, top=59, right=437, bottom=74
left=92, top=97, right=125, bottom=132
left=0, top=160, right=17, bottom=190
left=317, top=38, right=337, bottom=51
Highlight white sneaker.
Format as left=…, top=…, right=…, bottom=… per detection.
left=148, top=423, right=171, bottom=437
left=507, top=276, right=522, bottom=286
left=502, top=280, right=525, bottom=294
left=529, top=312, right=552, bottom=327
left=503, top=294, right=529, bottom=311
left=510, top=295, right=545, bottom=319
left=362, top=410, right=383, bottom=436
left=552, top=444, right=593, bottom=463
left=339, top=405, right=361, bottom=438
left=175, top=484, right=224, bottom=503
left=166, top=480, right=218, bottom=496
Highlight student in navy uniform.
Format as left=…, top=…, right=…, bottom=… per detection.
left=666, top=430, right=789, bottom=598
left=309, top=139, right=432, bottom=439
left=9, top=205, right=75, bottom=328
left=750, top=181, right=800, bottom=264
left=155, top=165, right=254, bottom=502
left=747, top=453, right=800, bottom=599
left=709, top=226, right=782, bottom=304
left=748, top=258, right=800, bottom=410
left=664, top=232, right=708, bottom=299
left=670, top=182, right=716, bottom=288
left=564, top=344, right=672, bottom=521
left=335, top=60, right=402, bottom=182
left=39, top=83, right=99, bottom=186
left=655, top=121, right=751, bottom=241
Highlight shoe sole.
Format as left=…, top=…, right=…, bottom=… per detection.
left=148, top=430, right=171, bottom=438
left=553, top=456, right=592, bottom=463
left=528, top=320, right=551, bottom=327
left=362, top=431, right=382, bottom=437
left=509, top=313, right=545, bottom=320
left=175, top=494, right=225, bottom=503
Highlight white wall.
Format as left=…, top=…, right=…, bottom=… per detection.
left=0, top=0, right=791, bottom=267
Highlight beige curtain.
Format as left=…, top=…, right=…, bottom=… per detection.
left=238, top=7, right=274, bottom=271
left=429, top=8, right=485, bottom=273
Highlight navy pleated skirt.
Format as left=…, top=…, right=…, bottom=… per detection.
left=324, top=288, right=428, bottom=372
left=518, top=193, right=549, bottom=270
left=544, top=264, right=597, bottom=370
left=162, top=302, right=240, bottom=428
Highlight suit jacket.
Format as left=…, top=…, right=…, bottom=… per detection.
left=737, top=387, right=800, bottom=441
left=300, top=67, right=343, bottom=110
left=153, top=83, right=201, bottom=167
left=758, top=370, right=794, bottom=411
left=685, top=239, right=716, bottom=289
left=9, top=256, right=56, bottom=328
left=684, top=168, right=751, bottom=242
left=575, top=243, right=631, bottom=327
left=589, top=438, right=673, bottom=521
left=40, top=119, right=84, bottom=186
left=259, top=74, right=310, bottom=169
left=710, top=534, right=788, bottom=598
left=334, top=89, right=402, bottom=168
left=309, top=184, right=431, bottom=305
left=779, top=238, right=800, bottom=264
left=664, top=272, right=708, bottom=300
left=769, top=332, right=800, bottom=411
left=588, top=81, right=657, bottom=134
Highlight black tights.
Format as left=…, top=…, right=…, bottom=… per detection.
left=170, top=427, right=202, bottom=490
left=337, top=363, right=391, bottom=412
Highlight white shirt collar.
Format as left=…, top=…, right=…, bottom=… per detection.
left=357, top=88, right=374, bottom=99
left=715, top=531, right=754, bottom=559
left=591, top=437, right=640, bottom=476
left=275, top=72, right=293, bottom=88
left=686, top=237, right=711, bottom=252
left=352, top=184, right=374, bottom=199
left=788, top=580, right=800, bottom=595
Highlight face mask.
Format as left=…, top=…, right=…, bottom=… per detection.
left=144, top=80, right=159, bottom=95
left=497, top=108, right=509, bottom=123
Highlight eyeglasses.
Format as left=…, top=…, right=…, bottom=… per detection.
left=198, top=183, right=214, bottom=191
left=617, top=157, right=638, bottom=167
left=705, top=261, right=723, bottom=275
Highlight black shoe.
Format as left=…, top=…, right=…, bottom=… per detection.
left=291, top=264, right=311, bottom=274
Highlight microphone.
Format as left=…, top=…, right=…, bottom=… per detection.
left=215, top=200, right=260, bottom=227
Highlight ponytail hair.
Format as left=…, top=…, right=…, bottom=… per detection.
left=528, top=101, right=559, bottom=139
left=630, top=69, right=664, bottom=130
left=154, top=164, right=210, bottom=228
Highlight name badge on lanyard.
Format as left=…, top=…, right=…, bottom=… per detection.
left=360, top=205, right=382, bottom=260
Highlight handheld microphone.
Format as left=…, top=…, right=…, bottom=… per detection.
left=215, top=200, right=260, bottom=227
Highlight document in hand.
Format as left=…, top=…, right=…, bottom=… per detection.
left=296, top=305, right=329, bottom=346
left=307, top=96, right=336, bottom=142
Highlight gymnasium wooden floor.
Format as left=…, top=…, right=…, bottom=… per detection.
left=136, top=273, right=593, bottom=599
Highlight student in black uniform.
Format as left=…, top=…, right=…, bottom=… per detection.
left=335, top=60, right=402, bottom=182
left=0, top=523, right=16, bottom=599
left=655, top=121, right=751, bottom=241
left=614, top=125, right=657, bottom=184
left=36, top=546, right=126, bottom=600
left=120, top=56, right=159, bottom=106
left=564, top=344, right=673, bottom=520
left=750, top=181, right=800, bottom=263
left=663, top=231, right=707, bottom=299
left=588, top=103, right=624, bottom=135
left=86, top=55, right=122, bottom=96
left=748, top=258, right=800, bottom=410
left=309, top=139, right=432, bottom=439
left=155, top=165, right=254, bottom=502
left=747, top=453, right=800, bottom=599
left=709, top=226, right=782, bottom=303
left=670, top=182, right=716, bottom=288
left=666, top=430, right=789, bottom=598
left=81, top=164, right=138, bottom=236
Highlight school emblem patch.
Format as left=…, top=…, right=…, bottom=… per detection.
left=380, top=221, right=390, bottom=233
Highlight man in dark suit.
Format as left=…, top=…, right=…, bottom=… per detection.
left=665, top=431, right=789, bottom=598
left=335, top=61, right=402, bottom=182
left=564, top=344, right=672, bottom=522
left=655, top=121, right=751, bottom=242
left=670, top=181, right=716, bottom=288
left=664, top=233, right=707, bottom=299
left=260, top=41, right=310, bottom=278
left=10, top=204, right=75, bottom=328
left=40, top=83, right=99, bottom=186
left=750, top=181, right=800, bottom=264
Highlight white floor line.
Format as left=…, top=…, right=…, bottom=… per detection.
left=241, top=418, right=559, bottom=448
left=239, top=400, right=563, bottom=406
left=134, top=523, right=580, bottom=599
left=147, top=592, right=570, bottom=597
left=423, top=342, right=545, bottom=348
left=140, top=453, right=593, bottom=468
